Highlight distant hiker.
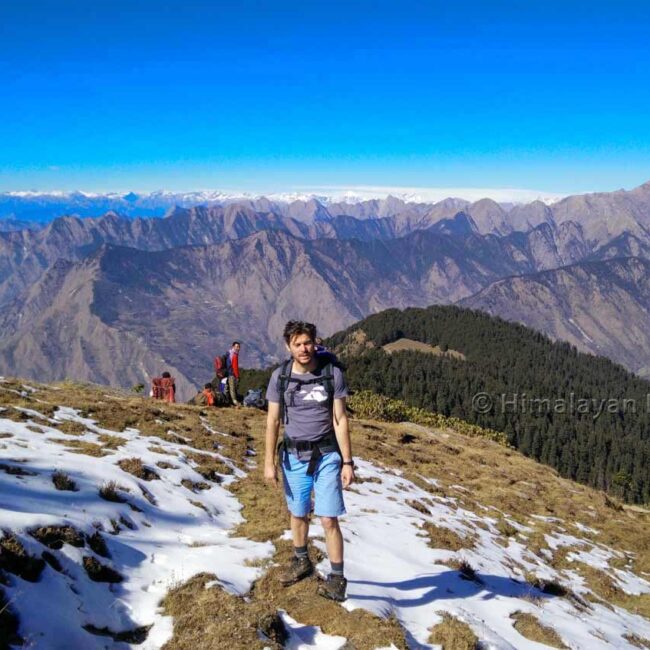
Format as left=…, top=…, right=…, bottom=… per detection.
left=152, top=371, right=176, bottom=403
left=202, top=383, right=215, bottom=406
left=264, top=320, right=354, bottom=602
left=227, top=341, right=241, bottom=407
left=189, top=383, right=230, bottom=407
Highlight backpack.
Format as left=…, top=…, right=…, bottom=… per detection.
left=152, top=376, right=175, bottom=403
left=152, top=377, right=165, bottom=400
left=276, top=357, right=336, bottom=424
left=243, top=388, right=266, bottom=409
left=214, top=353, right=229, bottom=379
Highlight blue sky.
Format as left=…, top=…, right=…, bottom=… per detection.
left=1, top=0, right=650, bottom=194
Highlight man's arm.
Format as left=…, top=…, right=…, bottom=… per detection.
left=333, top=397, right=354, bottom=488
left=264, top=400, right=281, bottom=486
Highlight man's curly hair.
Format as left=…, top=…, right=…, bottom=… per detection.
left=283, top=320, right=317, bottom=344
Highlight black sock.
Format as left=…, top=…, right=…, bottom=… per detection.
left=330, top=561, right=344, bottom=576
left=294, top=545, right=308, bottom=559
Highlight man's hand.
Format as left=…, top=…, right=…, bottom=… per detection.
left=341, top=464, right=355, bottom=489
left=264, top=460, right=279, bottom=487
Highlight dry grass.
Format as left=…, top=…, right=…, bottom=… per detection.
left=625, top=632, right=650, bottom=648
left=83, top=556, right=123, bottom=583
left=29, top=525, right=85, bottom=550
left=87, top=531, right=110, bottom=558
left=421, top=522, right=473, bottom=552
left=444, top=559, right=482, bottom=584
left=495, top=518, right=518, bottom=537
left=117, top=457, right=160, bottom=481
left=181, top=479, right=211, bottom=493
left=51, top=437, right=111, bottom=457
left=0, top=463, right=36, bottom=477
left=188, top=500, right=209, bottom=513
left=382, top=337, right=466, bottom=360
left=428, top=612, right=479, bottom=649
left=510, top=611, right=567, bottom=648
left=161, top=573, right=280, bottom=649
left=0, top=535, right=45, bottom=582
left=52, top=470, right=78, bottom=491
left=97, top=433, right=126, bottom=449
left=148, top=445, right=178, bottom=456
left=83, top=623, right=152, bottom=644
left=54, top=419, right=88, bottom=436
left=99, top=480, right=128, bottom=503
left=570, top=561, right=650, bottom=618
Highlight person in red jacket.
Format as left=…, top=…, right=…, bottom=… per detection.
left=227, top=341, right=241, bottom=406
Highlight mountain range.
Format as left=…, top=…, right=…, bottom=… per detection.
left=0, top=187, right=563, bottom=227
left=3, top=180, right=650, bottom=394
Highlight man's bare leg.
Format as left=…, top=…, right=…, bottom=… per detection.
left=291, top=513, right=309, bottom=547
left=320, top=516, right=343, bottom=563
left=317, top=516, right=347, bottom=601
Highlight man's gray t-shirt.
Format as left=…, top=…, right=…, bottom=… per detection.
left=266, top=361, right=348, bottom=449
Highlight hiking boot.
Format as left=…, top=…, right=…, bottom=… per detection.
left=317, top=574, right=347, bottom=602
left=278, top=555, right=313, bottom=586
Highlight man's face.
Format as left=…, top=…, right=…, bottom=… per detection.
left=234, top=343, right=241, bottom=352
left=287, top=333, right=315, bottom=365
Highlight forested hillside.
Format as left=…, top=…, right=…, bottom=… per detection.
left=325, top=306, right=650, bottom=504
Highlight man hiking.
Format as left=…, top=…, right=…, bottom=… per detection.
left=264, top=320, right=355, bottom=602
left=227, top=341, right=241, bottom=407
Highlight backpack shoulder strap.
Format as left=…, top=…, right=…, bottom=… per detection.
left=277, top=359, right=293, bottom=424
left=313, top=359, right=336, bottom=425
left=320, top=361, right=335, bottom=401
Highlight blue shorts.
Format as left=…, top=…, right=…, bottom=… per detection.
left=281, top=450, right=346, bottom=518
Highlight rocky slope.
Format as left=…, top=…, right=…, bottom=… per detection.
left=0, top=229, right=538, bottom=397
left=461, top=256, right=650, bottom=377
